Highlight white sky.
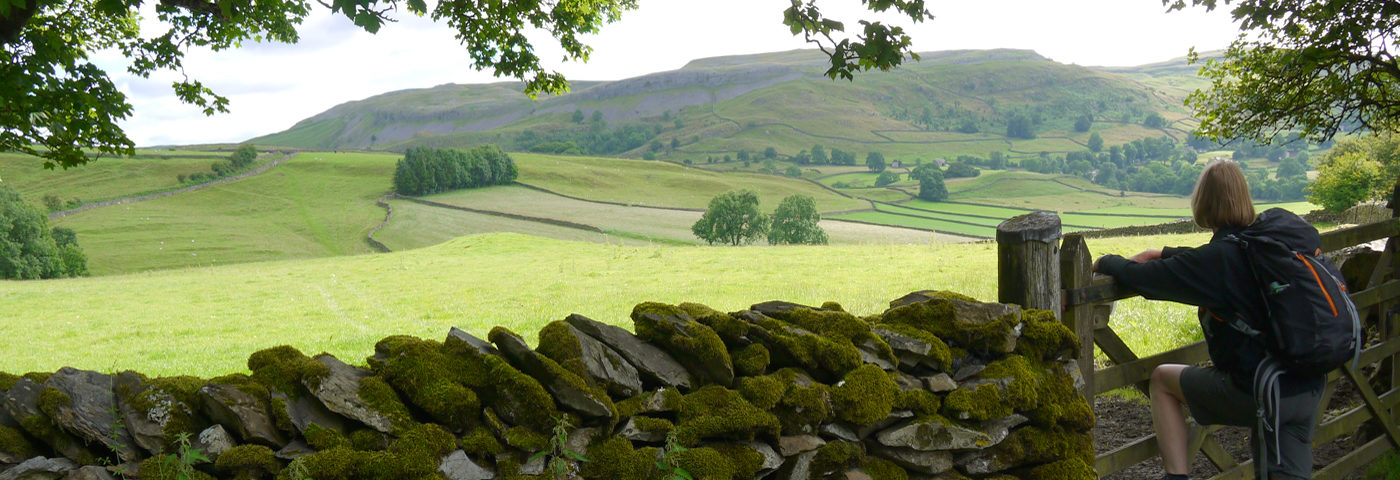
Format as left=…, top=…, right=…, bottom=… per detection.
left=93, top=0, right=1242, bottom=147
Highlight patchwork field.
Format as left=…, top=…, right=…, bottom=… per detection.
left=0, top=231, right=1212, bottom=377
left=0, top=152, right=247, bottom=205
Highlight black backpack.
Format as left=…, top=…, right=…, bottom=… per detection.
left=1226, top=208, right=1362, bottom=377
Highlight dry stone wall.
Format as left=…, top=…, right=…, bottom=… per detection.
left=0, top=290, right=1094, bottom=480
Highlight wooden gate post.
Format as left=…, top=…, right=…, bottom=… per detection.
left=1060, top=233, right=1096, bottom=399
left=997, top=211, right=1063, bottom=315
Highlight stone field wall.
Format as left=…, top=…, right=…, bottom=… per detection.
left=0, top=290, right=1094, bottom=480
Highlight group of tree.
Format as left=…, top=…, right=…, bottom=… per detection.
left=911, top=164, right=948, bottom=202
left=516, top=122, right=658, bottom=156
left=178, top=144, right=259, bottom=185
left=692, top=192, right=827, bottom=246
left=944, top=162, right=980, bottom=179
left=1308, top=133, right=1400, bottom=212
left=1006, top=114, right=1036, bottom=139
left=392, top=146, right=518, bottom=196
left=0, top=185, right=88, bottom=279
left=793, top=145, right=859, bottom=166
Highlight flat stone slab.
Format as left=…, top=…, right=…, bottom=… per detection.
left=565, top=314, right=693, bottom=391
left=46, top=368, right=142, bottom=461
left=198, top=383, right=287, bottom=447
left=490, top=329, right=612, bottom=418
left=0, top=456, right=78, bottom=480
left=439, top=450, right=496, bottom=480
left=305, top=355, right=401, bottom=433
left=448, top=327, right=500, bottom=356
left=3, top=379, right=100, bottom=464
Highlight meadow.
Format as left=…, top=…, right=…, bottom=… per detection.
left=0, top=231, right=1212, bottom=378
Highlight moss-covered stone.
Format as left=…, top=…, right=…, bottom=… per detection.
left=820, top=301, right=845, bottom=312
left=248, top=345, right=327, bottom=397
left=744, top=316, right=862, bottom=383
left=811, top=441, right=863, bottom=476
left=303, top=423, right=351, bottom=451
left=367, top=335, right=480, bottom=430
left=709, top=443, right=767, bottom=479
left=21, top=372, right=51, bottom=384
left=1014, top=309, right=1079, bottom=361
left=895, top=390, right=942, bottom=417
left=459, top=426, right=505, bottom=457
left=579, top=436, right=658, bottom=480
left=981, top=355, right=1041, bottom=411
left=503, top=426, right=549, bottom=452
left=941, top=355, right=1045, bottom=422
left=632, top=302, right=734, bottom=387
left=974, top=425, right=1094, bottom=474
left=0, top=425, right=40, bottom=460
left=281, top=424, right=456, bottom=480
left=138, top=455, right=217, bottom=480
left=880, top=297, right=1021, bottom=355
left=732, top=344, right=770, bottom=377
left=490, top=326, right=617, bottom=421
left=674, top=385, right=780, bottom=446
left=631, top=416, right=674, bottom=434
left=0, top=371, right=19, bottom=391
left=942, top=383, right=1013, bottom=422
left=861, top=456, right=909, bottom=480
left=871, top=322, right=955, bottom=370
left=1019, top=458, right=1096, bottom=480
left=215, top=444, right=280, bottom=480
left=681, top=303, right=750, bottom=348
left=113, top=374, right=207, bottom=454
left=736, top=374, right=784, bottom=411
left=36, top=386, right=71, bottom=417
left=470, top=352, right=559, bottom=432
left=354, top=376, right=419, bottom=435
left=535, top=321, right=591, bottom=380
left=1028, top=362, right=1095, bottom=430
left=761, top=369, right=833, bottom=435
left=349, top=429, right=388, bottom=451
left=672, top=446, right=736, bottom=479
left=832, top=365, right=897, bottom=426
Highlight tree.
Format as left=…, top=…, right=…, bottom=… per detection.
left=874, top=171, right=899, bottom=187
left=764, top=147, right=778, bottom=160
left=2, top=0, right=929, bottom=170
left=988, top=151, right=1006, bottom=170
left=784, top=165, right=803, bottom=177
left=1308, top=150, right=1380, bottom=212
left=0, top=184, right=86, bottom=279
left=229, top=144, right=258, bottom=168
left=810, top=145, right=828, bottom=165
left=571, top=109, right=585, bottom=123
left=1087, top=133, right=1104, bottom=153
left=944, top=162, right=979, bottom=178
left=1074, top=115, right=1092, bottom=133
left=1275, top=157, right=1306, bottom=179
left=866, top=152, right=886, bottom=173
left=670, top=138, right=680, bottom=150
left=692, top=190, right=769, bottom=246
left=768, top=195, right=827, bottom=245
left=1143, top=112, right=1166, bottom=129
left=1006, top=114, right=1035, bottom=139
left=911, top=164, right=947, bottom=202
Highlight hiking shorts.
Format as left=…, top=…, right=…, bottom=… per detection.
left=1180, top=366, right=1323, bottom=479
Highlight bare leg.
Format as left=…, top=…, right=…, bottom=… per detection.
left=1151, top=364, right=1191, bottom=475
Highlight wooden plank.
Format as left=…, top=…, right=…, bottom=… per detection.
left=1187, top=423, right=1240, bottom=472
left=1313, top=387, right=1399, bottom=445
left=1347, top=278, right=1400, bottom=310
left=1060, top=234, right=1096, bottom=399
left=1356, top=336, right=1400, bottom=367
left=1096, top=434, right=1159, bottom=477
left=1313, top=434, right=1393, bottom=480
left=1312, top=372, right=1341, bottom=428
left=1095, top=342, right=1210, bottom=395
left=1093, top=327, right=1147, bottom=395
left=1342, top=364, right=1400, bottom=450
left=1206, top=461, right=1252, bottom=480
left=1065, top=276, right=1139, bottom=307
left=1319, top=217, right=1400, bottom=253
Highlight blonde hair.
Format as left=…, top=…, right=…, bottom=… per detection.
left=1191, top=159, right=1256, bottom=229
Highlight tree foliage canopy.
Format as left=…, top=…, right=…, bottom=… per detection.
left=1, top=0, right=930, bottom=169
left=911, top=164, right=947, bottom=202
left=692, top=190, right=769, bottom=246
left=768, top=194, right=827, bottom=245
left=392, top=145, right=517, bottom=196
left=0, top=184, right=87, bottom=279
left=1170, top=0, right=1400, bottom=143
left=1307, top=133, right=1400, bottom=211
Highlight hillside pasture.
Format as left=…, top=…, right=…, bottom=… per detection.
left=514, top=152, right=867, bottom=212
left=373, top=199, right=648, bottom=250
left=0, top=152, right=235, bottom=205
left=53, top=152, right=395, bottom=274
left=0, top=231, right=1213, bottom=377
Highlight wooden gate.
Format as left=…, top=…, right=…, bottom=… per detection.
left=997, top=188, right=1400, bottom=479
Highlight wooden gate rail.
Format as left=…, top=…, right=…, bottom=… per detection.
left=996, top=189, right=1400, bottom=479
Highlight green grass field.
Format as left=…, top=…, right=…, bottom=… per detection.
left=0, top=231, right=1213, bottom=377
left=0, top=152, right=231, bottom=205
left=53, top=152, right=395, bottom=274
left=831, top=210, right=998, bottom=237
left=514, top=153, right=867, bottom=212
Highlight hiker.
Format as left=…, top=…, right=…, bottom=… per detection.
left=1094, top=159, right=1348, bottom=480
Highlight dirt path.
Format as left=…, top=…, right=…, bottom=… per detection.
left=47, top=152, right=296, bottom=220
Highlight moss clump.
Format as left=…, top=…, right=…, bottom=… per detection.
left=458, top=427, right=504, bottom=457
left=820, top=301, right=845, bottom=311
left=21, top=372, right=51, bottom=384
left=36, top=386, right=71, bottom=418
left=503, top=426, right=549, bottom=452
left=861, top=456, right=908, bottom=480
left=870, top=322, right=954, bottom=370
left=367, top=335, right=480, bottom=430
left=736, top=374, right=785, bottom=411
left=354, top=376, right=418, bottom=435
left=942, top=383, right=1012, bottom=422
left=286, top=424, right=456, bottom=480
left=535, top=321, right=592, bottom=381
left=832, top=365, right=897, bottom=426
left=760, top=369, right=833, bottom=435
left=477, top=353, right=559, bottom=432
left=709, top=443, right=767, bottom=479
left=895, top=390, right=942, bottom=417
left=618, top=387, right=685, bottom=418
left=118, top=374, right=208, bottom=453
left=745, top=315, right=863, bottom=382
left=631, top=416, right=674, bottom=433
left=580, top=436, right=659, bottom=480
left=215, top=444, right=280, bottom=480
left=1019, top=459, right=1096, bottom=480
left=17, top=409, right=98, bottom=465
left=0, top=425, right=40, bottom=459
left=303, top=423, right=351, bottom=451
left=980, top=355, right=1042, bottom=411
left=632, top=302, right=734, bottom=386
left=248, top=345, right=326, bottom=396
left=681, top=302, right=750, bottom=348
left=349, top=429, right=387, bottom=451
left=1015, top=309, right=1079, bottom=361
left=880, top=297, right=1020, bottom=355
left=0, top=372, right=20, bottom=391
left=674, top=385, right=780, bottom=446
left=672, top=446, right=737, bottom=479
left=138, top=456, right=217, bottom=480
left=732, top=343, right=770, bottom=377
left=979, top=425, right=1094, bottom=473
left=209, top=373, right=272, bottom=403
left=811, top=441, right=864, bottom=476
left=1029, top=363, right=1094, bottom=430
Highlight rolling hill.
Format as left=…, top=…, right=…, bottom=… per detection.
left=252, top=49, right=1205, bottom=162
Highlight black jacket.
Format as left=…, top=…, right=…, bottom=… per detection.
left=1096, top=208, right=1326, bottom=392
